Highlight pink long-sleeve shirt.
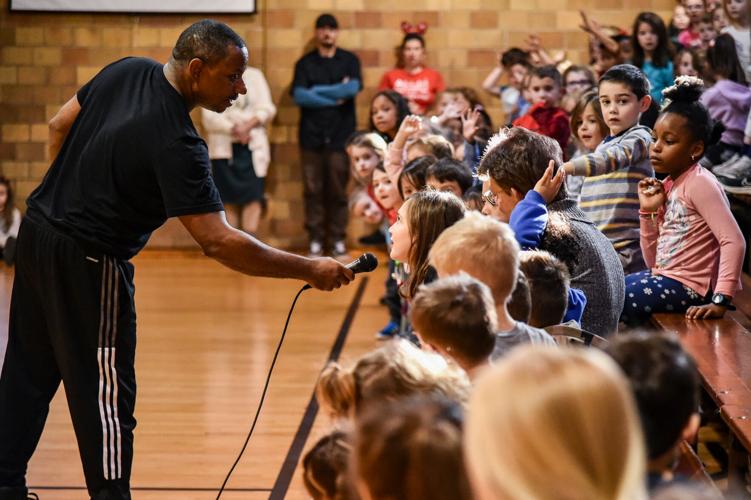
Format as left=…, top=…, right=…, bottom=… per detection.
left=641, top=164, right=745, bottom=297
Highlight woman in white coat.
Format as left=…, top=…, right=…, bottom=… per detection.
left=202, top=67, right=276, bottom=234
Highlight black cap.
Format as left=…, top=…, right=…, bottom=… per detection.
left=315, top=13, right=338, bottom=29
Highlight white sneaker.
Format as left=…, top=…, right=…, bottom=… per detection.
left=308, top=240, right=323, bottom=258
left=708, top=152, right=740, bottom=172
left=715, top=155, right=751, bottom=187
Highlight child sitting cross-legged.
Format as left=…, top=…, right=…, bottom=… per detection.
left=622, top=77, right=746, bottom=325
left=411, top=274, right=498, bottom=380
left=429, top=212, right=555, bottom=359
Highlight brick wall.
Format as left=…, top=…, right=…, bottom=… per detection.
left=0, top=0, right=675, bottom=249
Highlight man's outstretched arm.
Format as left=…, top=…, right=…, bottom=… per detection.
left=179, top=211, right=353, bottom=291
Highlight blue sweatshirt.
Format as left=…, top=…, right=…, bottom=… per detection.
left=509, top=190, right=587, bottom=324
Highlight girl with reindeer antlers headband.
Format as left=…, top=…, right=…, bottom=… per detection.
left=378, top=22, right=446, bottom=115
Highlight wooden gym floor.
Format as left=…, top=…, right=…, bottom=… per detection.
left=0, top=250, right=389, bottom=499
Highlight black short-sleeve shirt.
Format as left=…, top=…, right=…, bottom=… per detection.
left=291, top=48, right=361, bottom=150
left=27, top=57, right=223, bottom=260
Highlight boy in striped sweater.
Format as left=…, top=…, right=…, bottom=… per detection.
left=562, top=64, right=654, bottom=273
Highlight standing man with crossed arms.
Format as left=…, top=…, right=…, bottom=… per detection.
left=0, top=20, right=352, bottom=500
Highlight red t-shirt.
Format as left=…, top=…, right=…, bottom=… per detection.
left=513, top=102, right=571, bottom=155
left=378, top=67, right=445, bottom=115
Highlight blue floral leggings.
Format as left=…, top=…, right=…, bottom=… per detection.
left=621, top=271, right=708, bottom=326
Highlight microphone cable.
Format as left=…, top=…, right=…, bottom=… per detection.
left=215, top=284, right=307, bottom=499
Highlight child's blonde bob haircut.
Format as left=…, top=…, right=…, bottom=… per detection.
left=466, top=345, right=647, bottom=500
left=429, top=211, right=520, bottom=306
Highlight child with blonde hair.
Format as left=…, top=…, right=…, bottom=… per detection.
left=315, top=339, right=469, bottom=421
left=429, top=212, right=555, bottom=358
left=465, top=345, right=647, bottom=500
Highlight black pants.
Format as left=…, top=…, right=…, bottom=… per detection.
left=300, top=148, right=349, bottom=244
left=0, top=215, right=136, bottom=499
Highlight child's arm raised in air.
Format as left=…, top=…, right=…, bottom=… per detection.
left=509, top=161, right=565, bottom=249
left=385, top=115, right=423, bottom=183
left=637, top=177, right=665, bottom=269
left=562, top=128, right=650, bottom=177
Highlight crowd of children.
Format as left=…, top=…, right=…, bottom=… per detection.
left=299, top=1, right=751, bottom=498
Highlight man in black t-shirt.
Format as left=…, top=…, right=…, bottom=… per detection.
left=0, top=20, right=352, bottom=500
left=291, top=14, right=362, bottom=260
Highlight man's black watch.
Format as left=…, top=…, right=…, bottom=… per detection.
left=711, top=293, right=735, bottom=309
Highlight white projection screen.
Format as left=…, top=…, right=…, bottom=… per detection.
left=10, top=0, right=256, bottom=13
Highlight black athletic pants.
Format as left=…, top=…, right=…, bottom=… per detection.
left=0, top=215, right=136, bottom=500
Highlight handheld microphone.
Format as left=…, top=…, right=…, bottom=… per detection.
left=303, top=253, right=379, bottom=291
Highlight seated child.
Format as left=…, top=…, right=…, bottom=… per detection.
left=354, top=395, right=472, bottom=500
left=697, top=12, right=719, bottom=49
left=429, top=212, right=556, bottom=359
left=520, top=249, right=579, bottom=328
left=411, top=274, right=497, bottom=379
left=622, top=77, right=745, bottom=324
left=561, top=65, right=596, bottom=114
left=316, top=339, right=470, bottom=420
left=389, top=189, right=466, bottom=301
left=701, top=34, right=751, bottom=171
left=425, top=158, right=473, bottom=198
left=398, top=156, right=433, bottom=199
left=481, top=47, right=532, bottom=124
left=465, top=345, right=647, bottom=500
left=478, top=127, right=624, bottom=337
left=513, top=64, right=571, bottom=155
left=605, top=333, right=701, bottom=493
left=562, top=64, right=655, bottom=274
left=385, top=115, right=453, bottom=184
left=302, top=430, right=357, bottom=500
left=567, top=90, right=608, bottom=199
left=678, top=0, right=706, bottom=49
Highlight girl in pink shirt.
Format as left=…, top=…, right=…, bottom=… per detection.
left=622, top=77, right=746, bottom=325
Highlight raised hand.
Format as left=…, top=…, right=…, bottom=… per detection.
left=461, top=107, right=482, bottom=143
left=638, top=178, right=666, bottom=213
left=533, top=160, right=565, bottom=203
left=394, top=114, right=423, bottom=146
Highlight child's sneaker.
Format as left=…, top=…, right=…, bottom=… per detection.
left=715, top=155, right=751, bottom=187
left=708, top=152, right=740, bottom=172
left=308, top=240, right=323, bottom=258
left=376, top=320, right=399, bottom=340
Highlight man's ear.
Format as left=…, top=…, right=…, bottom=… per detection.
left=639, top=94, right=652, bottom=113
left=187, top=58, right=205, bottom=82
left=510, top=187, right=524, bottom=203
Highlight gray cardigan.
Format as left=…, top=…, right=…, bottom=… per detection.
left=544, top=199, right=625, bottom=337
